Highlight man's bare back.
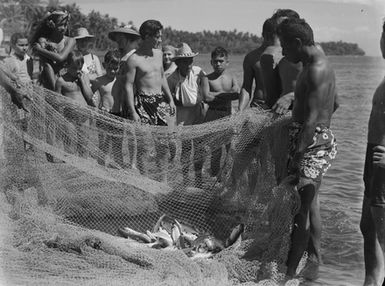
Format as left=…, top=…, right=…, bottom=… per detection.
left=238, top=45, right=266, bottom=110
left=292, top=53, right=336, bottom=128
left=278, top=57, right=302, bottom=96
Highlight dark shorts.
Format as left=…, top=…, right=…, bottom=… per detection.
left=135, top=92, right=169, bottom=126
left=288, top=122, right=337, bottom=185
left=364, top=143, right=385, bottom=208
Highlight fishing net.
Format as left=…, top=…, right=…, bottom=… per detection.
left=0, top=84, right=302, bottom=285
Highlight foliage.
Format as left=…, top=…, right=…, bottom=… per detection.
left=162, top=27, right=263, bottom=54
left=319, top=41, right=365, bottom=56
left=0, top=1, right=365, bottom=56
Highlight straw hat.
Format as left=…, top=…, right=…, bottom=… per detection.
left=172, top=43, right=199, bottom=61
left=108, top=25, right=141, bottom=41
left=73, top=27, right=94, bottom=40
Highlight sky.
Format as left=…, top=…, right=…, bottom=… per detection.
left=61, top=0, right=385, bottom=56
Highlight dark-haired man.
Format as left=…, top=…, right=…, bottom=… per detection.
left=277, top=17, right=338, bottom=279
left=124, top=19, right=176, bottom=180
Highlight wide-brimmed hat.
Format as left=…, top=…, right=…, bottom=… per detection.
left=73, top=27, right=94, bottom=40
left=108, top=25, right=141, bottom=41
left=172, top=43, right=199, bottom=61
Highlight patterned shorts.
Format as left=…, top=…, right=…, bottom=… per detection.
left=135, top=92, right=170, bottom=126
left=288, top=122, right=337, bottom=183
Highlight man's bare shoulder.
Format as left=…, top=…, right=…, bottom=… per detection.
left=307, top=56, right=334, bottom=82
left=222, top=70, right=237, bottom=80
left=56, top=76, right=65, bottom=85
left=127, top=52, right=140, bottom=63
left=244, top=46, right=265, bottom=62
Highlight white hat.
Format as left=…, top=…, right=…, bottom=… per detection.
left=108, top=25, right=140, bottom=41
left=73, top=27, right=94, bottom=40
left=172, top=43, right=199, bottom=61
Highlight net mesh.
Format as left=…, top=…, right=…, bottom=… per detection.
left=0, top=84, right=302, bottom=285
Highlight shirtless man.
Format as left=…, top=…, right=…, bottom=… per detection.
left=360, top=22, right=385, bottom=286
left=203, top=46, right=239, bottom=178
left=109, top=25, right=141, bottom=168
left=259, top=17, right=283, bottom=109
left=238, top=21, right=268, bottom=111
left=124, top=19, right=176, bottom=180
left=277, top=18, right=338, bottom=279
left=55, top=51, right=95, bottom=157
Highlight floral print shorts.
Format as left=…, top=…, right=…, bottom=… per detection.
left=135, top=93, right=170, bottom=126
left=288, top=122, right=337, bottom=182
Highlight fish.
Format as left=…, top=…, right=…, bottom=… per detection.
left=153, top=214, right=167, bottom=233
left=225, top=223, right=244, bottom=248
left=145, top=230, right=157, bottom=242
left=118, top=227, right=152, bottom=243
left=153, top=227, right=173, bottom=247
left=193, top=235, right=224, bottom=253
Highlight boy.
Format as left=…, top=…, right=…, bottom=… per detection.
left=91, top=50, right=123, bottom=167
left=277, top=18, right=338, bottom=280
left=4, top=32, right=34, bottom=150
left=203, top=46, right=239, bottom=178
left=55, top=51, right=95, bottom=157
left=360, top=20, right=385, bottom=286
left=3, top=32, right=33, bottom=85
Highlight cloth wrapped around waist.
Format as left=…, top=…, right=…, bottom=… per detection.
left=135, top=92, right=169, bottom=126
left=288, top=122, right=337, bottom=182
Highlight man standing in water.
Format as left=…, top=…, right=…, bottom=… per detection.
left=277, top=18, right=338, bottom=279
left=124, top=19, right=176, bottom=180
left=360, top=21, right=385, bottom=286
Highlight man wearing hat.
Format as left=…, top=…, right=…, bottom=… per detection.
left=74, top=27, right=102, bottom=81
left=122, top=19, right=175, bottom=180
left=108, top=24, right=141, bottom=169
left=167, top=42, right=208, bottom=186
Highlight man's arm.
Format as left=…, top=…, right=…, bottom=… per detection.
left=0, top=67, right=31, bottom=111
left=238, top=55, right=254, bottom=111
left=205, top=75, right=240, bottom=103
left=54, top=77, right=63, bottom=94
left=290, top=66, right=326, bottom=173
left=273, top=92, right=294, bottom=115
left=333, top=90, right=339, bottom=112
left=33, top=38, right=76, bottom=63
left=78, top=73, right=95, bottom=107
left=373, top=145, right=385, bottom=168
left=122, top=59, right=139, bottom=121
left=161, top=68, right=176, bottom=115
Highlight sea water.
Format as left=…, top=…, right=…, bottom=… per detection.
left=194, top=54, right=385, bottom=285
